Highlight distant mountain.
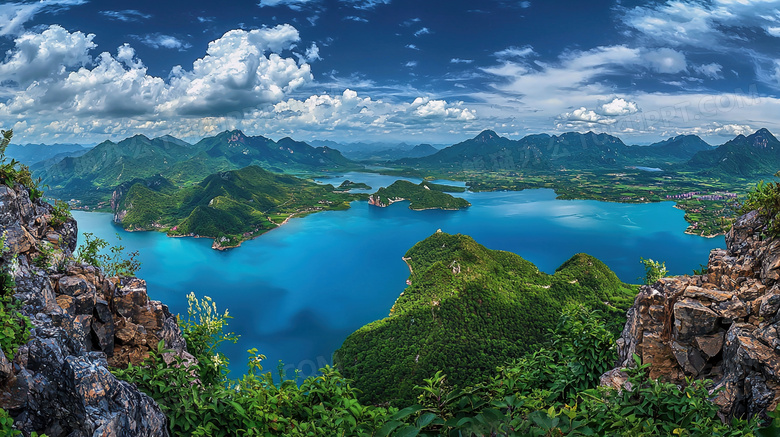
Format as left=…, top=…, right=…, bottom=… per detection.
left=343, top=143, right=439, bottom=161
left=622, top=134, right=712, bottom=164
left=397, top=129, right=629, bottom=171
left=687, top=128, right=780, bottom=177
left=310, top=139, right=445, bottom=161
left=6, top=143, right=91, bottom=166
left=40, top=130, right=359, bottom=204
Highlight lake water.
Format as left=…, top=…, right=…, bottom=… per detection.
left=72, top=180, right=724, bottom=379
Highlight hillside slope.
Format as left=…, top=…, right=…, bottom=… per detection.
left=334, top=231, right=636, bottom=404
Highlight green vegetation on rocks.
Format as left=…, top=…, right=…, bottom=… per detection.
left=334, top=231, right=636, bottom=405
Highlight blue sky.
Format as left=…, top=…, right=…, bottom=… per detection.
left=1, top=0, right=779, bottom=145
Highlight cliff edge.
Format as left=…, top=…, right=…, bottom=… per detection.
left=603, top=210, right=780, bottom=421
left=0, top=183, right=193, bottom=437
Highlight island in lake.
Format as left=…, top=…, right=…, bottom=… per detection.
left=368, top=180, right=471, bottom=210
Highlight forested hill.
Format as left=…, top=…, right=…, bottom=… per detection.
left=334, top=231, right=637, bottom=405
left=111, top=165, right=365, bottom=249
left=39, top=130, right=359, bottom=206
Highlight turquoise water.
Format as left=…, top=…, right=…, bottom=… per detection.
left=72, top=186, right=724, bottom=379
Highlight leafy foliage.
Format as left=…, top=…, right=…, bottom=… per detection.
left=0, top=232, right=32, bottom=360
left=640, top=257, right=669, bottom=285
left=48, top=199, right=71, bottom=228
left=0, top=129, right=45, bottom=200
left=75, top=232, right=140, bottom=277
left=740, top=172, right=780, bottom=238
left=113, top=294, right=394, bottom=436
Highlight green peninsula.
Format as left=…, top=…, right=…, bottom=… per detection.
left=111, top=165, right=366, bottom=249
left=368, top=180, right=470, bottom=210
left=336, top=180, right=372, bottom=190
left=334, top=231, right=637, bottom=405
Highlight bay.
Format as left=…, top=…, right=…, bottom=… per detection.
left=72, top=185, right=724, bottom=379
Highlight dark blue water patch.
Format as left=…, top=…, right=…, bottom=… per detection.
left=71, top=188, right=724, bottom=380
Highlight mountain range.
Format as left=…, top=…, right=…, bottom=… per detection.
left=24, top=127, right=780, bottom=208
left=38, top=130, right=357, bottom=204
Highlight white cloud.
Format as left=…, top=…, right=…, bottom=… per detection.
left=414, top=27, right=431, bottom=37
left=520, top=1, right=531, bottom=7
left=450, top=58, right=474, bottom=64
left=0, top=24, right=314, bottom=119
left=294, top=43, right=321, bottom=63
left=406, top=44, right=419, bottom=50
left=135, top=34, right=191, bottom=50
left=197, top=16, right=215, bottom=23
left=559, top=107, right=616, bottom=125
left=494, top=45, right=535, bottom=59
left=257, top=0, right=314, bottom=10
left=404, top=61, right=418, bottom=67
left=344, top=16, right=369, bottom=22
left=693, top=62, right=723, bottom=79
left=0, top=25, right=95, bottom=86
left=100, top=9, right=152, bottom=22
left=342, top=0, right=392, bottom=10
left=768, top=26, right=780, bottom=36
left=599, top=98, right=639, bottom=116
left=642, top=48, right=687, bottom=73
left=0, top=0, right=86, bottom=36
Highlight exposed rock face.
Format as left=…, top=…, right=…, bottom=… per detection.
left=604, top=210, right=780, bottom=420
left=0, top=183, right=192, bottom=436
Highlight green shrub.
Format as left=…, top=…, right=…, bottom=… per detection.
left=113, top=294, right=393, bottom=436
left=0, top=129, right=45, bottom=201
left=740, top=173, right=780, bottom=238
left=49, top=200, right=71, bottom=228
left=0, top=233, right=32, bottom=360
left=640, top=257, right=668, bottom=285
left=75, top=233, right=140, bottom=277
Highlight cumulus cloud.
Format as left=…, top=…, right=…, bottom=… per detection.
left=266, top=89, right=476, bottom=132
left=694, top=62, right=723, bottom=79
left=558, top=107, right=616, bottom=125
left=0, top=24, right=314, bottom=119
left=642, top=48, right=687, bottom=73
left=599, top=98, right=639, bottom=116
left=135, top=34, right=191, bottom=50
left=768, top=26, right=780, bottom=37
left=100, top=9, right=152, bottom=22
left=0, top=0, right=86, bottom=36
left=494, top=45, right=535, bottom=59
left=450, top=58, right=473, bottom=64
left=0, top=25, right=95, bottom=86
left=294, top=43, right=321, bottom=63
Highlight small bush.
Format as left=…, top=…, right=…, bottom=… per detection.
left=741, top=173, right=780, bottom=239
left=640, top=257, right=668, bottom=285
left=49, top=200, right=71, bottom=228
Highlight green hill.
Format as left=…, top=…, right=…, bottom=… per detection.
left=112, top=165, right=365, bottom=248
left=333, top=231, right=636, bottom=405
left=369, top=180, right=470, bottom=210
left=40, top=130, right=359, bottom=207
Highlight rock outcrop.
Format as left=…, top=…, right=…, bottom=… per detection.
left=603, top=210, right=780, bottom=421
left=0, top=183, right=192, bottom=436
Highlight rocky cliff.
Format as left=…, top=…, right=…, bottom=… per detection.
left=603, top=210, right=780, bottom=421
left=0, top=183, right=193, bottom=437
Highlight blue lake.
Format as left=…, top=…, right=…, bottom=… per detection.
left=72, top=182, right=724, bottom=379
